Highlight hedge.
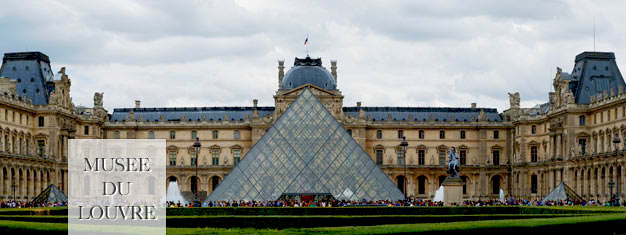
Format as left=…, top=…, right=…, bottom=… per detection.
left=166, top=206, right=613, bottom=216
left=165, top=214, right=577, bottom=229
left=0, top=207, right=67, bottom=216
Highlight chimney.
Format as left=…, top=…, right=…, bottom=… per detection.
left=253, top=99, right=258, bottom=108
left=357, top=101, right=361, bottom=108
left=278, top=60, right=285, bottom=87
left=135, top=100, right=141, bottom=108
left=471, top=103, right=477, bottom=108
left=331, top=60, right=337, bottom=83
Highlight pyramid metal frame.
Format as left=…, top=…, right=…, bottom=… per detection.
left=206, top=88, right=404, bottom=201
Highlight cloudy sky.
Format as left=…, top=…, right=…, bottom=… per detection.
left=1, top=0, right=625, bottom=112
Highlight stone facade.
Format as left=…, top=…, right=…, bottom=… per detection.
left=1, top=51, right=624, bottom=203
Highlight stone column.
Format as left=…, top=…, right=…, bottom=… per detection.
left=619, top=164, right=626, bottom=198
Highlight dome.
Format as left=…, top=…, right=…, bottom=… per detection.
left=280, top=56, right=337, bottom=90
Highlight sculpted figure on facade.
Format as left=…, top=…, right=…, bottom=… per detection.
left=94, top=92, right=103, bottom=107
left=508, top=92, right=520, bottom=108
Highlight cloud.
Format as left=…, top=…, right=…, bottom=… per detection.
left=1, top=0, right=625, bottom=112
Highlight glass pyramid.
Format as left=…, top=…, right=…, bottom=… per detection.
left=206, top=88, right=405, bottom=202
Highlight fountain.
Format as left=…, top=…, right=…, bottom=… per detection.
left=166, top=180, right=188, bottom=205
left=433, top=185, right=444, bottom=202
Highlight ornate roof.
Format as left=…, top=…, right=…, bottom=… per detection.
left=110, top=106, right=275, bottom=122
left=343, top=107, right=503, bottom=122
left=280, top=56, right=337, bottom=90
left=566, top=51, right=625, bottom=104
left=0, top=52, right=56, bottom=105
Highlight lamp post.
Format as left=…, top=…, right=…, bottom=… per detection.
left=400, top=136, right=408, bottom=200
left=612, top=134, right=621, bottom=206
left=193, top=137, right=201, bottom=206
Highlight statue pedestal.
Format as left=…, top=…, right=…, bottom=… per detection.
left=442, top=176, right=464, bottom=206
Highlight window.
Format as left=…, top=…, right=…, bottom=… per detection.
left=460, top=130, right=466, bottom=139
left=346, top=129, right=352, bottom=136
left=439, top=130, right=445, bottom=139
left=418, top=149, right=425, bottom=165
left=169, top=151, right=176, bottom=166
left=191, top=130, right=197, bottom=139
left=148, top=131, right=155, bottom=139
left=212, top=130, right=219, bottom=139
left=615, top=107, right=618, bottom=119
left=419, top=130, right=424, bottom=139
left=233, top=149, right=241, bottom=166
left=531, top=174, right=538, bottom=194
left=114, top=131, right=120, bottom=139
left=211, top=150, right=219, bottom=165
left=531, top=125, right=536, bottom=135
left=397, top=130, right=403, bottom=139
left=376, top=130, right=382, bottom=139
left=170, top=131, right=176, bottom=139
left=579, top=115, right=585, bottom=126
left=38, top=116, right=44, bottom=127
left=190, top=150, right=197, bottom=166
left=579, top=138, right=587, bottom=154
left=531, top=145, right=538, bottom=162
left=84, top=125, right=89, bottom=135
left=460, top=149, right=466, bottom=165
left=493, top=130, right=499, bottom=139
left=37, top=140, right=45, bottom=156
left=234, top=130, right=240, bottom=140
left=492, top=149, right=500, bottom=165
left=397, top=150, right=405, bottom=165
left=375, top=149, right=383, bottom=165
left=439, top=149, right=446, bottom=165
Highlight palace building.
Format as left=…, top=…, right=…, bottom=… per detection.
left=0, top=51, right=624, bottom=203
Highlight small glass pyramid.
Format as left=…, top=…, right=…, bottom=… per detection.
left=206, top=88, right=404, bottom=202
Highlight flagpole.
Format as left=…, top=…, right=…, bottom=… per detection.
left=306, top=34, right=309, bottom=56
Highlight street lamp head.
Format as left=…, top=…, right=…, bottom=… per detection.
left=400, top=136, right=408, bottom=152
left=193, top=137, right=201, bottom=149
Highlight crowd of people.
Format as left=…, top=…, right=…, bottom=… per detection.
left=0, top=200, right=66, bottom=208
left=166, top=197, right=626, bottom=208
left=4, top=198, right=625, bottom=208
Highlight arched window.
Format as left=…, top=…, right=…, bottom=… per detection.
left=418, top=176, right=427, bottom=195
left=190, top=176, right=198, bottom=194
left=396, top=175, right=405, bottom=193
left=211, top=176, right=221, bottom=191
left=492, top=175, right=501, bottom=195
left=438, top=175, right=447, bottom=187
